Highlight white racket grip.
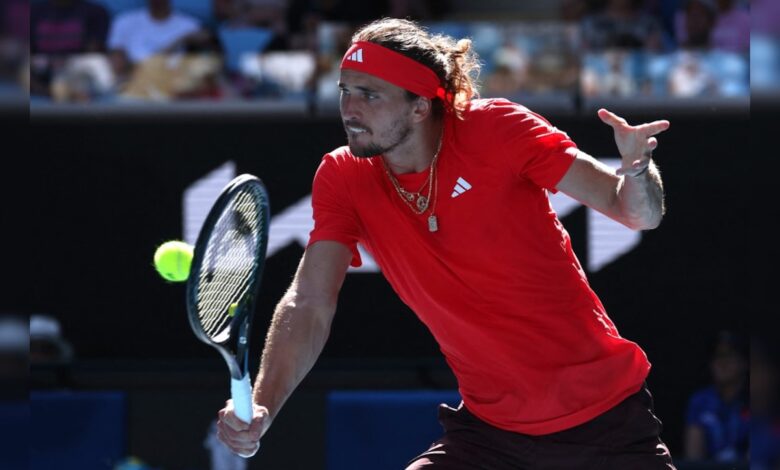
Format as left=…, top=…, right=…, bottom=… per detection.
left=231, top=374, right=254, bottom=424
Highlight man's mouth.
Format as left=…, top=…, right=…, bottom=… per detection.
left=345, top=124, right=369, bottom=134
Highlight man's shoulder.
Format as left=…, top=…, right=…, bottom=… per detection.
left=451, top=98, right=545, bottom=143
left=456, top=98, right=541, bottom=133
left=464, top=97, right=534, bottom=119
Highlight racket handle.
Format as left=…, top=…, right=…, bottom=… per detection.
left=231, top=374, right=254, bottom=424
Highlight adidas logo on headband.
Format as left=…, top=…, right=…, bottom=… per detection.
left=346, top=48, right=364, bottom=63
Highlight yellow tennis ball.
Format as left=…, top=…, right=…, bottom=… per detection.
left=153, top=240, right=194, bottom=282
left=228, top=302, right=238, bottom=317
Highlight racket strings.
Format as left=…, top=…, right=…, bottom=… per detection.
left=197, top=186, right=268, bottom=339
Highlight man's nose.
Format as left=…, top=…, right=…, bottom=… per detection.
left=340, top=95, right=361, bottom=121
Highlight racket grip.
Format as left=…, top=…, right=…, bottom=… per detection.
left=231, top=374, right=254, bottom=424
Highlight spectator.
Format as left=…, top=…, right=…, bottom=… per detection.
left=674, top=0, right=718, bottom=49
left=49, top=53, right=116, bottom=102
left=709, top=0, right=749, bottom=53
left=29, top=0, right=110, bottom=97
left=107, top=0, right=207, bottom=79
left=30, top=0, right=110, bottom=55
left=644, top=0, right=682, bottom=48
left=559, top=0, right=590, bottom=22
left=683, top=330, right=749, bottom=462
left=581, top=0, right=664, bottom=51
left=0, top=0, right=28, bottom=94
left=213, top=0, right=290, bottom=50
left=668, top=51, right=715, bottom=96
left=675, top=0, right=748, bottom=52
left=284, top=0, right=426, bottom=52
left=752, top=0, right=780, bottom=37
left=599, top=51, right=636, bottom=97
left=483, top=42, right=528, bottom=97
left=524, top=45, right=579, bottom=94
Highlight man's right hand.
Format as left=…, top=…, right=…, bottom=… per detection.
left=216, top=399, right=270, bottom=458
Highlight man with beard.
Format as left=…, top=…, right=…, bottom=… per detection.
left=215, top=17, right=675, bottom=469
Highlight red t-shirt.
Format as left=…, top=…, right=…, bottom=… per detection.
left=308, top=98, right=650, bottom=435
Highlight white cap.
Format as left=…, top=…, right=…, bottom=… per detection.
left=30, top=314, right=62, bottom=340
left=29, top=314, right=75, bottom=362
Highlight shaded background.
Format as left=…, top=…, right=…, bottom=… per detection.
left=18, top=107, right=749, bottom=469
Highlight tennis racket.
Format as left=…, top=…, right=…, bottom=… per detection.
left=186, top=174, right=270, bottom=425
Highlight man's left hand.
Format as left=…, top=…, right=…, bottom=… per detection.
left=598, top=108, right=670, bottom=177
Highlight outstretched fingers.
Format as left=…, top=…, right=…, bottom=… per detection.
left=599, top=108, right=671, bottom=137
left=637, top=120, right=671, bottom=137
left=597, top=108, right=627, bottom=129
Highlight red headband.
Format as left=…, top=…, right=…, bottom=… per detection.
left=340, top=41, right=445, bottom=100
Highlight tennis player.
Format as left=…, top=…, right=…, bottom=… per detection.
left=217, top=18, right=675, bottom=469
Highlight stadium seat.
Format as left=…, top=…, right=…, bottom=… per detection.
left=31, top=391, right=127, bottom=470
left=217, top=26, right=275, bottom=72
left=0, top=402, right=28, bottom=469
left=172, top=0, right=212, bottom=24
left=326, top=390, right=461, bottom=470
left=704, top=51, right=749, bottom=97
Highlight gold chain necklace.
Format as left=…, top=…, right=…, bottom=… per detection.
left=395, top=174, right=433, bottom=212
left=382, top=141, right=441, bottom=232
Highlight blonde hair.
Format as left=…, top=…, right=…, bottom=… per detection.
left=351, top=18, right=481, bottom=119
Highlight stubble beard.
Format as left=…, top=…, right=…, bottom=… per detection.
left=348, top=118, right=412, bottom=158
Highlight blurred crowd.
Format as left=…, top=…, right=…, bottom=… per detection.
left=16, top=0, right=452, bottom=103
left=0, top=0, right=765, bottom=105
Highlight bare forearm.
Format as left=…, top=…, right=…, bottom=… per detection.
left=252, top=293, right=333, bottom=421
left=617, top=161, right=665, bottom=230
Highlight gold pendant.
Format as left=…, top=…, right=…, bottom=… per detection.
left=416, top=195, right=429, bottom=212
left=428, top=215, right=438, bottom=232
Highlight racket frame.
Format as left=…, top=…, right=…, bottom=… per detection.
left=185, top=173, right=270, bottom=423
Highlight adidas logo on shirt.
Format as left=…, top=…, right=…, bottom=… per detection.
left=451, top=177, right=472, bottom=198
left=346, top=49, right=364, bottom=63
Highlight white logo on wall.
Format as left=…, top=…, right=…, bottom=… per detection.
left=184, top=159, right=639, bottom=273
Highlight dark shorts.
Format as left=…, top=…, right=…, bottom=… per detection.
left=406, top=385, right=676, bottom=470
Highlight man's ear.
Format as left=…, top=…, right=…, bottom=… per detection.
left=410, top=96, right=432, bottom=123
